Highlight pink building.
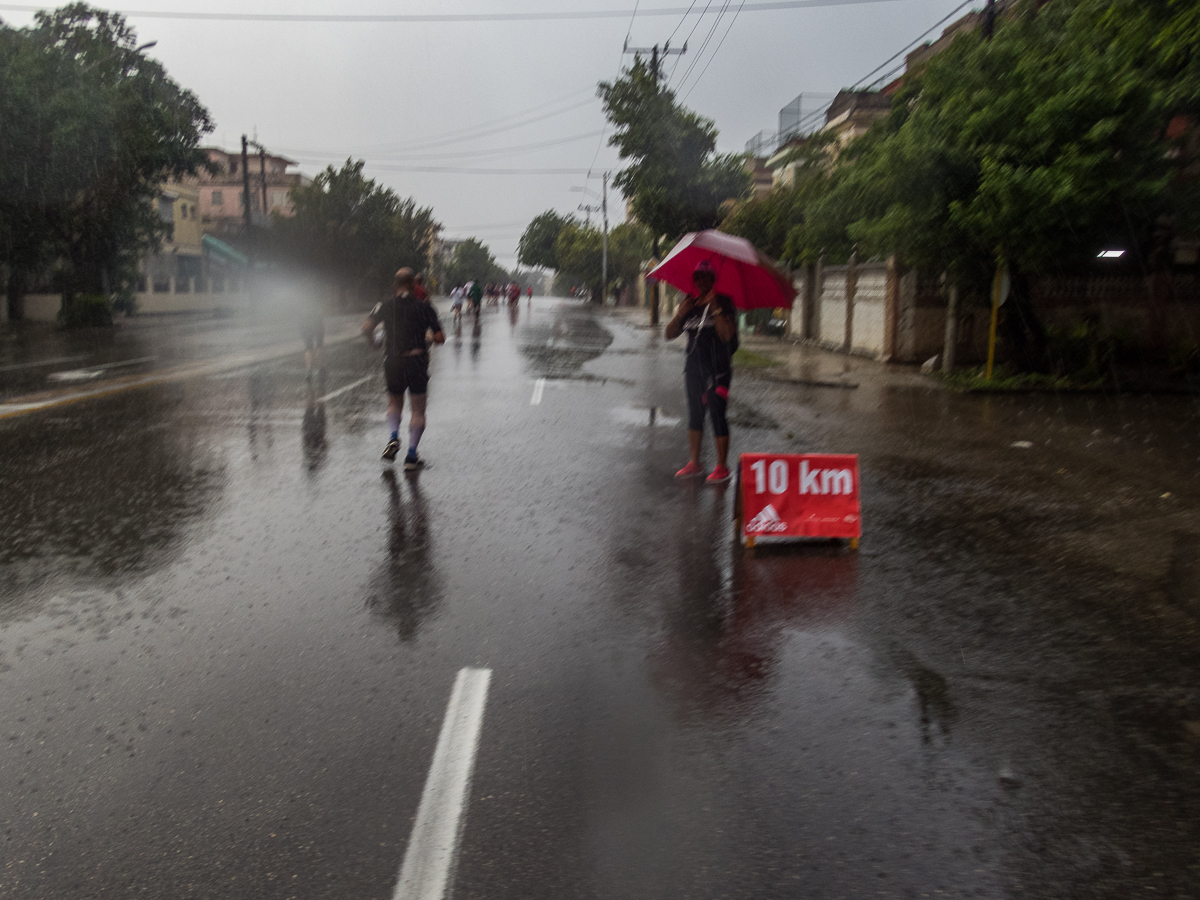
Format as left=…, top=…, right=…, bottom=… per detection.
left=198, top=147, right=309, bottom=236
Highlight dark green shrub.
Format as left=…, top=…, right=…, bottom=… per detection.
left=59, top=294, right=114, bottom=329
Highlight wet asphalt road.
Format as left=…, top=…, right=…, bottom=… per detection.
left=2, top=298, right=1199, bottom=899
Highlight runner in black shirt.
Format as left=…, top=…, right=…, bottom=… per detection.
left=362, top=267, right=446, bottom=469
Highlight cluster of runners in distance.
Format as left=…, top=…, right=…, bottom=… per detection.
left=447, top=280, right=530, bottom=324
left=362, top=260, right=736, bottom=484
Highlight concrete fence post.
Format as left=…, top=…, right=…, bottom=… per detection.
left=942, top=276, right=959, bottom=372
left=844, top=245, right=858, bottom=353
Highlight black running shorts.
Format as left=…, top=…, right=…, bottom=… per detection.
left=384, top=355, right=429, bottom=396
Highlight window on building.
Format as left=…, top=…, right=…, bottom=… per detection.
left=158, top=197, right=174, bottom=223
left=212, top=190, right=224, bottom=206
left=230, top=159, right=238, bottom=175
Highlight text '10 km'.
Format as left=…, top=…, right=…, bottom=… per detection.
left=749, top=459, right=854, bottom=496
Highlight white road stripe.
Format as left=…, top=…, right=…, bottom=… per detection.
left=317, top=374, right=372, bottom=403
left=47, top=355, right=157, bottom=382
left=393, top=667, right=492, bottom=900
left=530, top=378, right=545, bottom=406
left=0, top=355, right=87, bottom=373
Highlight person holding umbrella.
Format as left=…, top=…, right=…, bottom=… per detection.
left=665, top=259, right=739, bottom=484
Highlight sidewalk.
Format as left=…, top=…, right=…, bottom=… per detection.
left=736, top=333, right=933, bottom=391
left=601, top=305, right=932, bottom=391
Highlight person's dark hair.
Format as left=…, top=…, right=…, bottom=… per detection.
left=394, top=267, right=415, bottom=290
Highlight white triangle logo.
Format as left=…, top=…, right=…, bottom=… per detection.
left=747, top=504, right=786, bottom=533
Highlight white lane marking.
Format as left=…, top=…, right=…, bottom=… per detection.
left=0, top=327, right=362, bottom=421
left=47, top=355, right=157, bottom=382
left=0, top=355, right=88, bottom=373
left=317, top=374, right=372, bottom=403
left=393, top=667, right=492, bottom=900
left=530, top=378, right=545, bottom=406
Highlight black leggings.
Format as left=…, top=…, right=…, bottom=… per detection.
left=685, top=367, right=730, bottom=437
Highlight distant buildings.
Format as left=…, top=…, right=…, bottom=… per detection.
left=750, top=0, right=1022, bottom=190
left=198, top=147, right=309, bottom=236
left=133, top=145, right=310, bottom=307
left=138, top=181, right=203, bottom=294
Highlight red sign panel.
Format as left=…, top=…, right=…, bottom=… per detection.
left=739, top=453, right=862, bottom=541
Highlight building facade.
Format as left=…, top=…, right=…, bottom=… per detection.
left=197, top=147, right=308, bottom=236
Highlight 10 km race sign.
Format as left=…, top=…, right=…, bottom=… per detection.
left=738, top=453, right=862, bottom=544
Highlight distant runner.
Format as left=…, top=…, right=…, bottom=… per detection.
left=362, top=267, right=446, bottom=470
left=450, top=284, right=465, bottom=324
left=468, top=279, right=483, bottom=315
left=300, top=293, right=325, bottom=378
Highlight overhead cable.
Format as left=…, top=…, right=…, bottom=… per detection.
left=672, top=0, right=734, bottom=91
left=667, top=0, right=722, bottom=86
left=281, top=97, right=597, bottom=159
left=361, top=87, right=595, bottom=154
left=285, top=129, right=605, bottom=164
left=765, top=0, right=976, bottom=144
left=680, top=0, right=748, bottom=101
left=356, top=165, right=594, bottom=175
left=0, top=0, right=906, bottom=22
left=852, top=0, right=973, bottom=89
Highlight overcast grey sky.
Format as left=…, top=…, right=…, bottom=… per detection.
left=3, top=0, right=976, bottom=266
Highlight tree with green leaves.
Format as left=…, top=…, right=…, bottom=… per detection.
left=721, top=136, right=836, bottom=262
left=445, top=237, right=507, bottom=286
left=554, top=221, right=651, bottom=302
left=518, top=211, right=572, bottom=271
left=782, top=0, right=1200, bottom=369
left=271, top=159, right=437, bottom=304
left=0, top=3, right=214, bottom=316
left=599, top=58, right=749, bottom=242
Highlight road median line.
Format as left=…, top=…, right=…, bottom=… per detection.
left=393, top=667, right=491, bottom=900
left=0, top=328, right=360, bottom=421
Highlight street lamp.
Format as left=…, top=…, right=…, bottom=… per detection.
left=135, top=41, right=157, bottom=52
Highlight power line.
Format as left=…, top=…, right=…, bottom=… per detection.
left=680, top=0, right=748, bottom=101
left=0, top=0, right=908, bottom=22
left=757, top=0, right=976, bottom=147
left=286, top=129, right=605, bottom=164
left=665, top=0, right=702, bottom=45
left=361, top=164, right=594, bottom=175
left=625, top=0, right=643, bottom=42
left=355, top=87, right=594, bottom=155
left=667, top=0, right=723, bottom=87
left=852, top=0, right=973, bottom=89
left=673, top=0, right=734, bottom=91
left=342, top=96, right=597, bottom=157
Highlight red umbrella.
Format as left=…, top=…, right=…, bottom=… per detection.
left=647, top=229, right=796, bottom=310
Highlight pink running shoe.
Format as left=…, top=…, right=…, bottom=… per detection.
left=674, top=460, right=704, bottom=479
left=706, top=465, right=732, bottom=484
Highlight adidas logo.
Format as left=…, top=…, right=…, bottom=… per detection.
left=746, top=504, right=788, bottom=533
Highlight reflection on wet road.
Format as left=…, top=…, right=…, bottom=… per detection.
left=1, top=298, right=1198, bottom=899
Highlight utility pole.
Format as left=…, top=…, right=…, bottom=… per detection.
left=259, top=148, right=269, bottom=221
left=622, top=37, right=686, bottom=82
left=981, top=0, right=996, bottom=39
left=240, top=134, right=252, bottom=245
left=621, top=38, right=685, bottom=325
left=578, top=200, right=601, bottom=301
left=601, top=172, right=609, bottom=305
